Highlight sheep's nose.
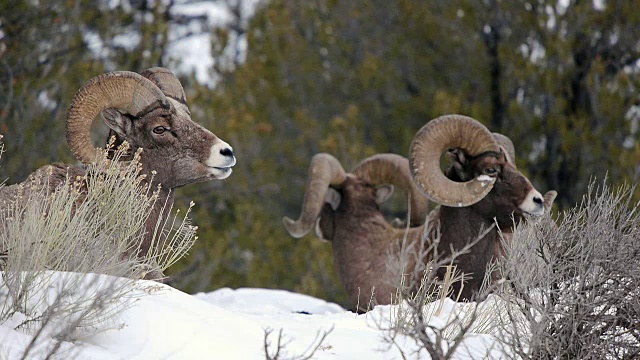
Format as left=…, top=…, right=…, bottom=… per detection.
left=220, top=147, right=234, bottom=158
left=533, top=196, right=543, bottom=206
left=520, top=189, right=545, bottom=216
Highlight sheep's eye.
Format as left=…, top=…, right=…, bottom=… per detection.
left=152, top=126, right=167, bottom=135
left=483, top=168, right=498, bottom=175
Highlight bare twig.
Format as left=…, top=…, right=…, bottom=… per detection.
left=264, top=326, right=334, bottom=360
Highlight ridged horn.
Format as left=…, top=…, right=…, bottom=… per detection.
left=492, top=132, right=516, bottom=164
left=140, top=67, right=187, bottom=104
left=409, top=114, right=500, bottom=207
left=66, top=71, right=168, bottom=163
left=283, top=153, right=347, bottom=238
left=352, top=153, right=429, bottom=226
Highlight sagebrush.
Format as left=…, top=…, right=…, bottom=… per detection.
left=495, top=180, right=640, bottom=359
left=0, top=140, right=198, bottom=358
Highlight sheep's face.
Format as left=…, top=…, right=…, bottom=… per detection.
left=446, top=149, right=543, bottom=227
left=102, top=99, right=235, bottom=189
left=314, top=176, right=393, bottom=241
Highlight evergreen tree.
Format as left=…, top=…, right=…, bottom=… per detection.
left=2, top=0, right=639, bottom=306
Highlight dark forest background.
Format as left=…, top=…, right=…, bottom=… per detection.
left=2, top=0, right=640, bottom=306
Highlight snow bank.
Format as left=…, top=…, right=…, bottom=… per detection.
left=1, top=272, right=504, bottom=359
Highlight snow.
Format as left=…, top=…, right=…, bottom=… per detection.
left=79, top=1, right=262, bottom=86
left=167, top=0, right=262, bottom=86
left=0, top=272, right=506, bottom=359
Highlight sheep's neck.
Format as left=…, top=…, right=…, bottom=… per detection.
left=435, top=206, right=498, bottom=300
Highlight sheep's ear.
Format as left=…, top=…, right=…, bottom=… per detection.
left=543, top=190, right=557, bottom=212
left=102, top=108, right=131, bottom=138
left=446, top=149, right=467, bottom=178
left=324, top=188, right=341, bottom=210
left=499, top=146, right=513, bottom=164
left=315, top=203, right=335, bottom=242
left=446, top=148, right=466, bottom=169
left=375, top=185, right=394, bottom=204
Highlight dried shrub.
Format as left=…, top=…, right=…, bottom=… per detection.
left=495, top=180, right=640, bottom=359
left=379, top=211, right=497, bottom=359
left=0, top=139, right=198, bottom=358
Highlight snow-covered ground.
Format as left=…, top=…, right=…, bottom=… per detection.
left=0, top=272, right=506, bottom=359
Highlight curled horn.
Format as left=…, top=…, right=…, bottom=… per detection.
left=140, top=67, right=187, bottom=104
left=492, top=132, right=516, bottom=164
left=66, top=71, right=168, bottom=163
left=283, top=153, right=347, bottom=238
left=352, top=153, right=429, bottom=226
left=409, top=114, right=500, bottom=207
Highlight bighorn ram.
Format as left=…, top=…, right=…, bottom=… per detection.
left=283, top=115, right=549, bottom=309
left=0, top=68, right=235, bottom=267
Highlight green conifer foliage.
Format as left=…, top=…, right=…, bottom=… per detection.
left=2, top=0, right=640, bottom=306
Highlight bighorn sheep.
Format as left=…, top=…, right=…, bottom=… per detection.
left=283, top=114, right=549, bottom=309
left=0, top=68, right=235, bottom=265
